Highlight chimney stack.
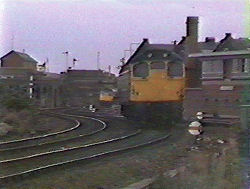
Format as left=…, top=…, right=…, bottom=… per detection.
left=186, top=16, right=199, bottom=42
left=143, top=38, right=149, bottom=43
left=225, top=33, right=232, bottom=38
left=185, top=16, right=200, bottom=88
left=205, top=37, right=215, bottom=43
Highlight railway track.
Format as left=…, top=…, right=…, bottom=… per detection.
left=0, top=129, right=142, bottom=175
left=0, top=115, right=80, bottom=147
left=0, top=113, right=107, bottom=152
left=0, top=109, right=171, bottom=186
left=0, top=133, right=170, bottom=185
left=0, top=130, right=141, bottom=164
left=62, top=106, right=124, bottom=119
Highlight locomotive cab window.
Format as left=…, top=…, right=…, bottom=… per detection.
left=150, top=61, right=165, bottom=70
left=133, top=62, right=149, bottom=78
left=167, top=62, right=183, bottom=77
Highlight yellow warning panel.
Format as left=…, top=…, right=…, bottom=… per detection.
left=130, top=72, right=185, bottom=102
left=100, top=92, right=114, bottom=102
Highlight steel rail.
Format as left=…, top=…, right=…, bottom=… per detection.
left=0, top=113, right=107, bottom=152
left=0, top=129, right=141, bottom=164
left=0, top=134, right=170, bottom=184
left=0, top=116, right=80, bottom=146
left=0, top=107, right=99, bottom=147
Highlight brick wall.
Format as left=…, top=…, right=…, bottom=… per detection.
left=183, top=85, right=243, bottom=121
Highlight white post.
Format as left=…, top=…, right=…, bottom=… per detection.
left=29, top=75, right=34, bottom=99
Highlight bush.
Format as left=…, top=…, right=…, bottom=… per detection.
left=0, top=84, right=35, bottom=111
left=0, top=122, right=13, bottom=136
left=2, top=112, right=19, bottom=125
left=2, top=97, right=32, bottom=111
left=1, top=110, right=39, bottom=135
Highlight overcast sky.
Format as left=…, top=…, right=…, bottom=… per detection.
left=0, top=0, right=249, bottom=74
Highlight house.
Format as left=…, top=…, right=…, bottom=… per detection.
left=0, top=50, right=38, bottom=70
left=183, top=34, right=250, bottom=121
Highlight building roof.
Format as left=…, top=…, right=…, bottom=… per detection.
left=120, top=39, right=149, bottom=69
left=119, top=33, right=250, bottom=74
left=189, top=50, right=250, bottom=58
left=173, top=36, right=219, bottom=56
left=62, top=69, right=116, bottom=78
left=214, top=34, right=250, bottom=52
left=119, top=39, right=180, bottom=73
left=199, top=41, right=219, bottom=51
left=0, top=50, right=38, bottom=63
left=43, top=72, right=61, bottom=79
left=148, top=44, right=175, bottom=51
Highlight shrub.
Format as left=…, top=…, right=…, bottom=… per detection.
left=2, top=112, right=19, bottom=126
left=2, top=97, right=32, bottom=111
left=0, top=84, right=35, bottom=111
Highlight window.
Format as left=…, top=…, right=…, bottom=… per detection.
left=133, top=62, right=149, bottom=78
left=150, top=61, right=165, bottom=69
left=167, top=62, right=183, bottom=77
left=239, top=59, right=247, bottom=72
left=202, top=60, right=223, bottom=73
left=232, top=59, right=249, bottom=73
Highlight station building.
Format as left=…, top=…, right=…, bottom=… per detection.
left=60, top=69, right=117, bottom=107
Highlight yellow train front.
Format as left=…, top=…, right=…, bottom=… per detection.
left=118, top=39, right=185, bottom=125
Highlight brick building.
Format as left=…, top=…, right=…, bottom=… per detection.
left=0, top=50, right=63, bottom=108
left=60, top=69, right=116, bottom=107
left=183, top=34, right=250, bottom=121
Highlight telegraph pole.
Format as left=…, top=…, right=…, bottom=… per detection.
left=11, top=34, right=15, bottom=50
left=108, top=65, right=111, bottom=76
left=46, top=57, right=49, bottom=72
left=97, top=51, right=100, bottom=70
left=62, top=51, right=69, bottom=71
left=73, top=58, right=78, bottom=68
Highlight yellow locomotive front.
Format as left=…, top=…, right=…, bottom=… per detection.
left=130, top=58, right=185, bottom=102
left=118, top=43, right=186, bottom=125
